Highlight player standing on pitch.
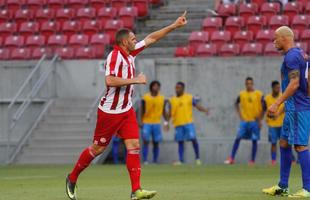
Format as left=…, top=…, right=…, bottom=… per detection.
left=65, top=11, right=187, bottom=200
left=263, top=26, right=310, bottom=198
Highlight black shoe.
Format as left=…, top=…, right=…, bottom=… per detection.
left=66, top=175, right=77, bottom=200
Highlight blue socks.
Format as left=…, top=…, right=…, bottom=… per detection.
left=192, top=139, right=200, bottom=159
left=231, top=138, right=241, bottom=159
left=153, top=142, right=159, bottom=163
left=112, top=140, right=120, bottom=164
left=279, top=147, right=292, bottom=189
left=271, top=151, right=277, bottom=161
left=142, top=142, right=149, bottom=162
left=251, top=140, right=257, bottom=162
left=297, top=149, right=310, bottom=192
left=178, top=141, right=185, bottom=163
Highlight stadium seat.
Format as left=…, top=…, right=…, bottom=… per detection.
left=188, top=31, right=209, bottom=50
left=217, top=3, right=237, bottom=17
left=19, top=21, right=40, bottom=36
left=296, top=0, right=307, bottom=12
left=241, top=42, right=263, bottom=56
left=175, top=46, right=192, bottom=57
left=69, top=33, right=89, bottom=48
left=251, top=0, right=265, bottom=7
left=7, top=0, right=26, bottom=13
left=296, top=41, right=308, bottom=53
left=233, top=30, right=254, bottom=49
left=260, top=2, right=280, bottom=21
left=27, top=0, right=47, bottom=11
left=14, top=9, right=34, bottom=25
left=47, top=34, right=68, bottom=49
left=97, top=7, right=117, bottom=27
left=269, top=15, right=289, bottom=30
left=219, top=43, right=240, bottom=56
left=247, top=16, right=267, bottom=36
left=0, top=9, right=13, bottom=23
left=25, top=35, right=46, bottom=47
left=225, top=16, right=245, bottom=36
left=0, top=48, right=10, bottom=60
left=82, top=20, right=101, bottom=36
left=4, top=35, right=25, bottom=49
left=104, top=19, right=124, bottom=44
left=32, top=46, right=53, bottom=59
left=90, top=33, right=110, bottom=47
left=11, top=47, right=31, bottom=60
left=35, top=8, right=56, bottom=24
left=293, top=29, right=300, bottom=41
left=239, top=3, right=258, bottom=22
left=111, top=0, right=130, bottom=12
left=150, top=0, right=163, bottom=7
left=195, top=43, right=217, bottom=57
left=68, top=0, right=90, bottom=10
left=76, top=7, right=96, bottom=22
left=283, top=2, right=302, bottom=23
left=0, top=36, right=3, bottom=46
left=90, top=0, right=107, bottom=11
left=40, top=21, right=61, bottom=37
left=202, top=17, right=222, bottom=35
left=305, top=2, right=310, bottom=15
left=210, top=30, right=231, bottom=48
left=75, top=46, right=96, bottom=59
left=48, top=0, right=67, bottom=9
left=55, top=46, right=75, bottom=59
left=291, top=15, right=309, bottom=33
left=264, top=42, right=280, bottom=56
left=301, top=29, right=310, bottom=50
left=62, top=20, right=82, bottom=37
left=256, top=29, right=273, bottom=48
left=0, top=22, right=17, bottom=38
left=56, top=8, right=75, bottom=24
left=132, top=0, right=150, bottom=17
left=0, top=0, right=5, bottom=8
left=119, top=7, right=138, bottom=29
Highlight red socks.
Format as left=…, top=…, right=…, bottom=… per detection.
left=126, top=148, right=141, bottom=192
left=69, top=147, right=96, bottom=183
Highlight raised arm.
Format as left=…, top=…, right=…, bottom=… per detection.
left=144, top=11, right=187, bottom=48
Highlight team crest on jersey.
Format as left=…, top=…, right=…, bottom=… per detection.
left=100, top=137, right=107, bottom=144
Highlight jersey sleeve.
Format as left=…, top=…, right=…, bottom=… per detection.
left=286, top=51, right=302, bottom=72
left=130, top=40, right=146, bottom=57
left=192, top=95, right=200, bottom=106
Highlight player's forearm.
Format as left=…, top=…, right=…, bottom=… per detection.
left=196, top=104, right=208, bottom=113
left=144, top=24, right=177, bottom=47
left=105, top=76, right=137, bottom=87
left=275, top=80, right=299, bottom=106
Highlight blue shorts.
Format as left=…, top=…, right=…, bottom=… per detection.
left=112, top=135, right=121, bottom=142
left=142, top=124, right=162, bottom=142
left=175, top=123, right=196, bottom=142
left=281, top=111, right=310, bottom=146
left=268, top=127, right=282, bottom=144
left=237, top=121, right=260, bottom=141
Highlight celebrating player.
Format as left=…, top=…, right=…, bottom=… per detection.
left=225, top=77, right=263, bottom=165
left=166, top=82, right=209, bottom=165
left=65, top=11, right=187, bottom=200
left=263, top=26, right=310, bottom=197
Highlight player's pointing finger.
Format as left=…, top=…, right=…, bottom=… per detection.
left=182, top=10, right=187, bottom=17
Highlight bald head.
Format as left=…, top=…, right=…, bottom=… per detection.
left=275, top=26, right=294, bottom=39
left=274, top=26, right=295, bottom=53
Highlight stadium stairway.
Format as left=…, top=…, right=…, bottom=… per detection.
left=15, top=98, right=94, bottom=164
left=138, top=0, right=214, bottom=58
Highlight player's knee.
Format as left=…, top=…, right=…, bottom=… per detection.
left=279, top=139, right=289, bottom=148
left=294, top=145, right=308, bottom=152
left=125, top=139, right=140, bottom=149
left=90, top=144, right=106, bottom=155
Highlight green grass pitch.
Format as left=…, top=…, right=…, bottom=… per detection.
left=0, top=164, right=304, bottom=200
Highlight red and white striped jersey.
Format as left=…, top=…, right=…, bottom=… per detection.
left=98, top=40, right=146, bottom=114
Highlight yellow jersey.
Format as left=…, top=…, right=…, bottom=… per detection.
left=239, top=90, right=263, bottom=122
left=170, top=93, right=195, bottom=127
left=142, top=93, right=165, bottom=124
left=264, top=93, right=284, bottom=127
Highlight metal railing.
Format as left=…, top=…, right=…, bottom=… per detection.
left=6, top=54, right=58, bottom=164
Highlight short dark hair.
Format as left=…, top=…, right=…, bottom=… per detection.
left=271, top=80, right=280, bottom=88
left=115, top=28, right=131, bottom=45
left=176, top=81, right=185, bottom=88
left=149, top=80, right=161, bottom=91
left=245, top=77, right=254, bottom=82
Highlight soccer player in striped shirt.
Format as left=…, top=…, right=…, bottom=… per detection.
left=65, top=11, right=188, bottom=200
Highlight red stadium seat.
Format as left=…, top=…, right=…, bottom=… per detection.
left=217, top=3, right=237, bottom=17
left=305, top=2, right=310, bottom=15
left=251, top=0, right=265, bottom=7
left=104, top=19, right=124, bottom=44
left=111, top=0, right=130, bottom=12
left=0, top=9, right=13, bottom=23
left=97, top=7, right=117, bottom=27
left=233, top=30, right=254, bottom=49
left=291, top=15, right=309, bottom=33
left=241, top=42, right=263, bottom=56
left=0, top=48, right=10, bottom=60
left=25, top=35, right=46, bottom=47
left=27, top=0, right=47, bottom=11
left=264, top=42, right=280, bottom=56
left=32, top=47, right=53, bottom=59
left=90, top=33, right=110, bottom=47
left=47, top=34, right=68, bottom=49
left=75, top=46, right=96, bottom=59
left=0, top=0, right=5, bottom=8
left=195, top=43, right=217, bottom=57
left=150, top=0, right=163, bottom=7
left=119, top=7, right=138, bottom=29
left=40, top=21, right=61, bottom=37
left=14, top=9, right=34, bottom=25
left=293, top=29, right=300, bottom=41
left=219, top=43, right=240, bottom=56
left=174, top=46, right=192, bottom=57
left=132, top=0, right=149, bottom=18
left=0, top=22, right=17, bottom=38
left=301, top=29, right=310, bottom=51
left=239, top=3, right=258, bottom=22
left=82, top=20, right=101, bottom=36
left=55, top=46, right=75, bottom=59
left=68, top=0, right=90, bottom=10
left=247, top=16, right=267, bottom=36
left=48, top=0, right=67, bottom=9
left=76, top=7, right=96, bottom=22
left=296, top=42, right=308, bottom=53
left=11, top=47, right=31, bottom=60
left=62, top=20, right=82, bottom=37
left=7, top=0, right=26, bottom=13
left=90, top=0, right=107, bottom=11
left=283, top=2, right=302, bottom=23
left=19, top=21, right=40, bottom=36
left=69, top=33, right=89, bottom=48
left=4, top=35, right=25, bottom=49
left=188, top=31, right=209, bottom=50
left=56, top=8, right=75, bottom=24
left=256, top=29, right=274, bottom=48
left=35, top=8, right=56, bottom=24
left=225, top=16, right=245, bottom=36
left=202, top=17, right=222, bottom=35
left=0, top=36, right=3, bottom=46
left=269, top=15, right=289, bottom=31
left=260, top=2, right=280, bottom=21
left=210, top=30, right=231, bottom=48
